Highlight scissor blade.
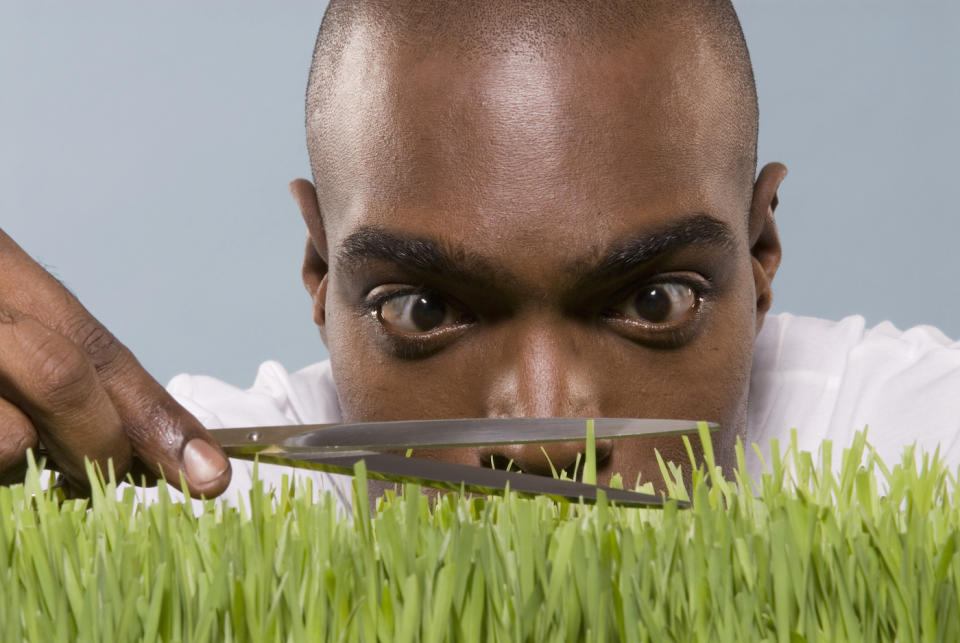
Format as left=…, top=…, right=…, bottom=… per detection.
left=253, top=450, right=681, bottom=508
left=215, top=417, right=714, bottom=454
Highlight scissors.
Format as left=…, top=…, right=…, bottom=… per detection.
left=210, top=417, right=714, bottom=508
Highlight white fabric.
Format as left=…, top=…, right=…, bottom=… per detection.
left=159, top=360, right=353, bottom=514
left=164, top=313, right=960, bottom=512
left=747, top=313, right=960, bottom=471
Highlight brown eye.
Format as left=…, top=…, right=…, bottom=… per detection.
left=378, top=292, right=461, bottom=333
left=623, top=282, right=696, bottom=324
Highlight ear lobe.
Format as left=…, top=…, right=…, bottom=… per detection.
left=748, top=162, right=788, bottom=332
left=291, top=178, right=330, bottom=343
left=302, top=238, right=329, bottom=331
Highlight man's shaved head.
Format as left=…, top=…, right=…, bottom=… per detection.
left=306, top=0, right=759, bottom=208
left=291, top=0, right=787, bottom=494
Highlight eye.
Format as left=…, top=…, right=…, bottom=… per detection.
left=615, top=282, right=698, bottom=324
left=375, top=289, right=465, bottom=334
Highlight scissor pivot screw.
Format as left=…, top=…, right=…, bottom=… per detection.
left=247, top=431, right=261, bottom=442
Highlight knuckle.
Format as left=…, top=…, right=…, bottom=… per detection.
left=27, top=331, right=96, bottom=407
left=0, top=303, right=26, bottom=326
left=0, top=427, right=35, bottom=466
left=64, top=316, right=126, bottom=372
left=0, top=412, right=36, bottom=476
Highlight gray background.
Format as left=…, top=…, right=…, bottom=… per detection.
left=2, top=1, right=958, bottom=388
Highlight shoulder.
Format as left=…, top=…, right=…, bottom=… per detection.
left=749, top=313, right=960, bottom=467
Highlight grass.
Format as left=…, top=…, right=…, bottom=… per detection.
left=1, top=426, right=959, bottom=641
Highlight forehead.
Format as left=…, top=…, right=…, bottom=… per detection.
left=311, top=23, right=751, bottom=272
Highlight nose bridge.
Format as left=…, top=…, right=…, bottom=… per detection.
left=484, top=317, right=599, bottom=419
left=478, top=317, right=612, bottom=477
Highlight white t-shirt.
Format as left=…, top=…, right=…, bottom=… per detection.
left=163, top=313, right=960, bottom=511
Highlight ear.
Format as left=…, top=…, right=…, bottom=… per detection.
left=748, top=162, right=787, bottom=334
left=290, top=178, right=329, bottom=344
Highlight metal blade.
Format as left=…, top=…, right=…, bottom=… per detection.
left=215, top=417, right=714, bottom=455
left=252, top=450, right=683, bottom=508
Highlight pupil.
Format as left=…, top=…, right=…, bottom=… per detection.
left=634, top=287, right=671, bottom=322
left=410, top=295, right=446, bottom=330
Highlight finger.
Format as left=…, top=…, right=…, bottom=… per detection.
left=58, top=325, right=230, bottom=497
left=0, top=395, right=38, bottom=485
left=0, top=230, right=231, bottom=497
left=0, top=312, right=130, bottom=485
left=110, top=366, right=231, bottom=497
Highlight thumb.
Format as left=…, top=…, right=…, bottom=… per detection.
left=99, top=350, right=232, bottom=498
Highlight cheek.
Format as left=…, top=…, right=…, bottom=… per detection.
left=327, top=304, right=392, bottom=423
left=599, top=330, right=754, bottom=480
left=326, top=298, right=486, bottom=422
left=591, top=335, right=752, bottom=431
left=325, top=300, right=371, bottom=422
left=598, top=275, right=757, bottom=427
left=600, top=297, right=757, bottom=480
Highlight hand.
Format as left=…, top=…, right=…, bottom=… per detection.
left=0, top=228, right=231, bottom=497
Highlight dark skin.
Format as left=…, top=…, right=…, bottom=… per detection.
left=0, top=22, right=784, bottom=498
left=296, top=32, right=786, bottom=492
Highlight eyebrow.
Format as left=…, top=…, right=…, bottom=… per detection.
left=336, top=226, right=517, bottom=287
left=578, top=214, right=737, bottom=285
left=336, top=213, right=736, bottom=288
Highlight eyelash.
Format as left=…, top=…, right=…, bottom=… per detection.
left=361, top=286, right=473, bottom=356
left=360, top=286, right=418, bottom=317
left=363, top=276, right=713, bottom=357
left=361, top=286, right=463, bottom=318
left=605, top=275, right=711, bottom=315
left=603, top=276, right=712, bottom=346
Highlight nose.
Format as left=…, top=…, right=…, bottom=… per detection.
left=483, top=318, right=601, bottom=417
left=478, top=320, right=609, bottom=478
left=476, top=439, right=614, bottom=478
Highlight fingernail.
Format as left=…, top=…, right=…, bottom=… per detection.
left=183, top=438, right=229, bottom=486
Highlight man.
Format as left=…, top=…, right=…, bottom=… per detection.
left=1, top=0, right=958, bottom=506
